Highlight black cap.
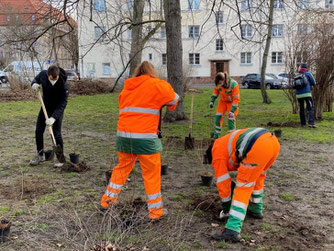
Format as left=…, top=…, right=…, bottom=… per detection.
left=300, top=63, right=308, bottom=69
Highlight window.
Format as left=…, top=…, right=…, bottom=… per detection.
left=160, top=26, right=166, bottom=39
left=325, top=0, right=334, bottom=8
left=241, top=0, right=252, bottom=11
left=127, top=29, right=132, bottom=40
left=241, top=24, right=253, bottom=39
left=16, top=15, right=19, bottom=22
left=102, top=63, right=111, bottom=75
left=297, top=0, right=310, bottom=9
left=93, top=0, right=106, bottom=11
left=273, top=0, right=284, bottom=9
left=188, top=0, right=200, bottom=10
left=189, top=53, right=200, bottom=65
left=31, top=15, right=35, bottom=21
left=241, top=52, right=252, bottom=64
left=188, top=25, right=200, bottom=38
left=146, top=25, right=152, bottom=35
left=216, top=39, right=223, bottom=51
left=6, top=15, right=10, bottom=23
left=272, top=52, right=283, bottom=64
left=87, top=63, right=96, bottom=77
left=272, top=24, right=283, bottom=37
left=149, top=53, right=152, bottom=61
left=24, top=5, right=29, bottom=9
left=162, top=53, right=167, bottom=65
left=297, top=24, right=309, bottom=35
left=94, top=26, right=107, bottom=40
left=216, top=11, right=223, bottom=24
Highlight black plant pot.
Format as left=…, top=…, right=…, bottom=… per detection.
left=161, top=165, right=168, bottom=175
left=200, top=173, right=213, bottom=187
left=0, top=219, right=11, bottom=243
left=44, top=149, right=54, bottom=161
left=69, top=153, right=80, bottom=164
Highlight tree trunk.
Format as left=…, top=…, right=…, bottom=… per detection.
left=163, top=0, right=185, bottom=121
left=129, top=0, right=145, bottom=76
left=260, top=0, right=274, bottom=104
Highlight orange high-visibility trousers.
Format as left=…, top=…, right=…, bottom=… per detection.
left=101, top=152, right=163, bottom=219
left=214, top=101, right=239, bottom=137
left=226, top=133, right=280, bottom=232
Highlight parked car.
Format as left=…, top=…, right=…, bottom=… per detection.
left=277, top=72, right=294, bottom=86
left=65, top=69, right=79, bottom=80
left=241, top=73, right=285, bottom=89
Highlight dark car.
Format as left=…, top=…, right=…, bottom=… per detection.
left=242, top=73, right=285, bottom=89
left=65, top=70, right=79, bottom=80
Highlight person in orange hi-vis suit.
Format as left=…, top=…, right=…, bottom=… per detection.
left=100, top=61, right=179, bottom=220
left=209, top=72, right=240, bottom=138
left=206, top=128, right=280, bottom=242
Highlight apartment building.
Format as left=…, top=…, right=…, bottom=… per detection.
left=77, top=0, right=334, bottom=83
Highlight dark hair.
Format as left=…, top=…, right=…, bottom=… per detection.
left=300, top=63, right=308, bottom=69
left=47, top=65, right=60, bottom=78
left=215, top=72, right=229, bottom=86
left=133, top=61, right=158, bottom=78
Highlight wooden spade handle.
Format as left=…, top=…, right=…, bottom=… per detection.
left=189, top=94, right=194, bottom=132
left=37, top=91, right=57, bottom=146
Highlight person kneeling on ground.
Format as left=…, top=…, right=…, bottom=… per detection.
left=206, top=128, right=281, bottom=242
left=100, top=61, right=179, bottom=221
left=29, top=65, right=69, bottom=168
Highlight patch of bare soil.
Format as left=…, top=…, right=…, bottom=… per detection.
left=266, top=121, right=301, bottom=127
left=60, top=161, right=90, bottom=172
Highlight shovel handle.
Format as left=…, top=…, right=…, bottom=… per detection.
left=189, top=94, right=194, bottom=132
left=37, top=91, right=57, bottom=146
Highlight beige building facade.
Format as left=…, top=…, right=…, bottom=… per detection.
left=78, top=0, right=334, bottom=83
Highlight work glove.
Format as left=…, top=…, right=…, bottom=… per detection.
left=45, top=117, right=55, bottom=127
left=32, top=83, right=40, bottom=93
left=209, top=101, right=214, bottom=108
left=219, top=209, right=230, bottom=220
left=228, top=112, right=234, bottom=119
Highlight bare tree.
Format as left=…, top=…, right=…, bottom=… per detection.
left=163, top=0, right=186, bottom=121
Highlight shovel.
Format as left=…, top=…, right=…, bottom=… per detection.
left=37, top=91, right=66, bottom=164
left=185, top=94, right=195, bottom=150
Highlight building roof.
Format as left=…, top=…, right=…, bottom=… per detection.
left=0, top=0, right=76, bottom=27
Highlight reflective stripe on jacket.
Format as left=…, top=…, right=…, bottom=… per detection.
left=211, top=78, right=240, bottom=113
left=116, top=74, right=179, bottom=154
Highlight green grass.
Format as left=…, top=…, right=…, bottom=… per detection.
left=1, top=90, right=334, bottom=143
left=280, top=192, right=295, bottom=202
left=261, top=223, right=273, bottom=231
left=215, top=241, right=229, bottom=249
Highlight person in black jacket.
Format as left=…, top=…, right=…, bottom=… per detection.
left=29, top=65, right=69, bottom=167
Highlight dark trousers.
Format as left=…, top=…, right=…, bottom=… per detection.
left=35, top=110, right=63, bottom=155
left=298, top=97, right=315, bottom=126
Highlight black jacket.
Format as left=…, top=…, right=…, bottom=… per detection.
left=31, top=68, right=69, bottom=119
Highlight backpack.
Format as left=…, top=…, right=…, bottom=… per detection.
left=293, top=73, right=308, bottom=90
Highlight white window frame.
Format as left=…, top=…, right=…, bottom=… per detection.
left=93, top=0, right=106, bottom=12
left=241, top=52, right=252, bottom=64
left=102, top=63, right=111, bottom=75
left=297, top=24, right=310, bottom=35
left=241, top=24, right=253, bottom=39
left=216, top=39, right=224, bottom=51
left=189, top=53, right=200, bottom=65
left=273, top=0, right=284, bottom=9
left=162, top=53, right=167, bottom=66
left=241, top=0, right=252, bottom=11
left=216, top=11, right=223, bottom=24
left=188, top=25, right=200, bottom=39
left=272, top=52, right=283, bottom=64
left=272, top=24, right=283, bottom=37
left=188, top=0, right=200, bottom=10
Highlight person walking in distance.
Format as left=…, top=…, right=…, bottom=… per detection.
left=100, top=61, right=179, bottom=221
left=29, top=65, right=69, bottom=167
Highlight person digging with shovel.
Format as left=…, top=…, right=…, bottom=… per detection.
left=29, top=65, right=69, bottom=168
left=205, top=128, right=281, bottom=242
left=209, top=72, right=240, bottom=138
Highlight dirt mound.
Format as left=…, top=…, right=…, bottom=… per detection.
left=60, top=161, right=90, bottom=172
left=189, top=194, right=221, bottom=220
left=266, top=121, right=300, bottom=127
left=69, top=79, right=113, bottom=96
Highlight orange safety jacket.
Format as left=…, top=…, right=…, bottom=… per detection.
left=211, top=78, right=240, bottom=113
left=116, top=74, right=179, bottom=154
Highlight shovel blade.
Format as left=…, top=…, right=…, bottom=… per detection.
left=53, top=145, right=66, bottom=163
left=185, top=136, right=195, bottom=150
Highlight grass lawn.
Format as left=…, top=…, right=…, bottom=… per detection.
left=1, top=89, right=334, bottom=144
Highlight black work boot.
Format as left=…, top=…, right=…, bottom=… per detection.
left=212, top=229, right=242, bottom=242
left=247, top=211, right=263, bottom=219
